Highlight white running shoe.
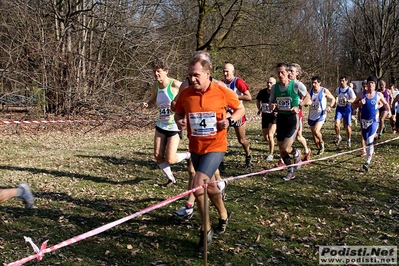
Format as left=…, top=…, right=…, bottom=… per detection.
left=294, top=150, right=302, bottom=170
left=283, top=171, right=296, bottom=181
left=17, top=183, right=34, bottom=209
left=334, top=136, right=342, bottom=147
left=266, top=154, right=273, bottom=161
left=173, top=205, right=194, bottom=220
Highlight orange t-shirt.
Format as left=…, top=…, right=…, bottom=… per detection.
left=174, top=82, right=241, bottom=155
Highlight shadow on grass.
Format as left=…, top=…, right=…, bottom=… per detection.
left=77, top=154, right=157, bottom=169
left=0, top=164, right=151, bottom=185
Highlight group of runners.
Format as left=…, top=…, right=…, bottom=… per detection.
left=143, top=52, right=397, bottom=251
left=257, top=69, right=396, bottom=174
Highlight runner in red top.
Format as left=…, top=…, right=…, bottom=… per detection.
left=223, top=63, right=253, bottom=167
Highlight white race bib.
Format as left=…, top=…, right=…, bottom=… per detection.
left=159, top=105, right=171, bottom=121
left=261, top=103, right=271, bottom=113
left=189, top=112, right=217, bottom=136
left=276, top=97, right=292, bottom=111
left=361, top=118, right=374, bottom=129
left=338, top=96, right=347, bottom=107
left=311, top=102, right=320, bottom=110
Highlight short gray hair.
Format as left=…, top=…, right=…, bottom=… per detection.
left=193, top=50, right=212, bottom=64
left=289, top=63, right=302, bottom=76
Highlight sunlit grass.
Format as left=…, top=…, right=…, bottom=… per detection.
left=0, top=104, right=398, bottom=265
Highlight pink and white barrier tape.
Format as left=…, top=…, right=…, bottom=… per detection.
left=0, top=116, right=261, bottom=126
left=4, top=135, right=399, bottom=265
left=0, top=118, right=156, bottom=125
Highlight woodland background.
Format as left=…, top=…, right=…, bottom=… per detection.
left=0, top=0, right=398, bottom=117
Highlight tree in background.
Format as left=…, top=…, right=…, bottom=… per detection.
left=0, top=0, right=398, bottom=118
left=343, top=0, right=399, bottom=82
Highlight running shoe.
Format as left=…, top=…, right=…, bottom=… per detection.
left=347, top=140, right=351, bottom=148
left=214, top=212, right=231, bottom=234
left=334, top=136, right=342, bottom=146
left=303, top=149, right=311, bottom=161
left=294, top=150, right=302, bottom=169
left=196, top=228, right=213, bottom=252
left=363, top=163, right=370, bottom=172
left=378, top=132, right=382, bottom=139
left=266, top=154, right=273, bottom=161
left=317, top=143, right=325, bottom=155
left=17, top=183, right=34, bottom=209
left=283, top=171, right=296, bottom=181
left=276, top=158, right=286, bottom=168
left=173, top=204, right=194, bottom=220
left=245, top=155, right=252, bottom=168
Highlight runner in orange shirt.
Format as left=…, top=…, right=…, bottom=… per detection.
left=174, top=57, right=245, bottom=252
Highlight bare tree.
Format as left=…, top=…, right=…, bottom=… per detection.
left=3, top=0, right=396, bottom=119
left=343, top=0, right=399, bottom=81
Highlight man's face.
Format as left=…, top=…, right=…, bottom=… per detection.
left=188, top=62, right=210, bottom=91
left=287, top=67, right=298, bottom=80
left=380, top=81, right=386, bottom=89
left=153, top=68, right=168, bottom=82
left=223, top=65, right=234, bottom=82
left=340, top=78, right=347, bottom=87
left=266, top=78, right=276, bottom=89
left=312, top=80, right=321, bottom=88
left=367, top=81, right=376, bottom=91
left=276, top=66, right=289, bottom=83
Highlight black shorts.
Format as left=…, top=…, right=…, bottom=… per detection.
left=191, top=152, right=225, bottom=179
left=276, top=113, right=298, bottom=142
left=155, top=126, right=182, bottom=139
left=261, top=113, right=276, bottom=129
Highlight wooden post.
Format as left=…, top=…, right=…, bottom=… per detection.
left=203, top=179, right=208, bottom=266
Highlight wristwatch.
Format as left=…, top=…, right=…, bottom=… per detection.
left=227, top=117, right=235, bottom=126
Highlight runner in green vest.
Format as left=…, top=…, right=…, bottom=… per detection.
left=269, top=63, right=309, bottom=180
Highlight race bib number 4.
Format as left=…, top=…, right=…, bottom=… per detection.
left=276, top=97, right=292, bottom=111
left=189, top=112, right=217, bottom=136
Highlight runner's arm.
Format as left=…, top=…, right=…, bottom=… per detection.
left=378, top=92, right=392, bottom=117
left=239, top=90, right=252, bottom=101
left=325, top=88, right=336, bottom=108
left=392, top=94, right=399, bottom=106
left=351, top=90, right=365, bottom=109
left=142, top=85, right=157, bottom=108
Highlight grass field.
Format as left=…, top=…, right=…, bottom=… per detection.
left=0, top=104, right=398, bottom=266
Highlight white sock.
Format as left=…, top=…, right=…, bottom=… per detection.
left=217, top=180, right=226, bottom=191
left=176, top=152, right=191, bottom=163
left=159, top=162, right=175, bottom=182
left=366, top=145, right=374, bottom=164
